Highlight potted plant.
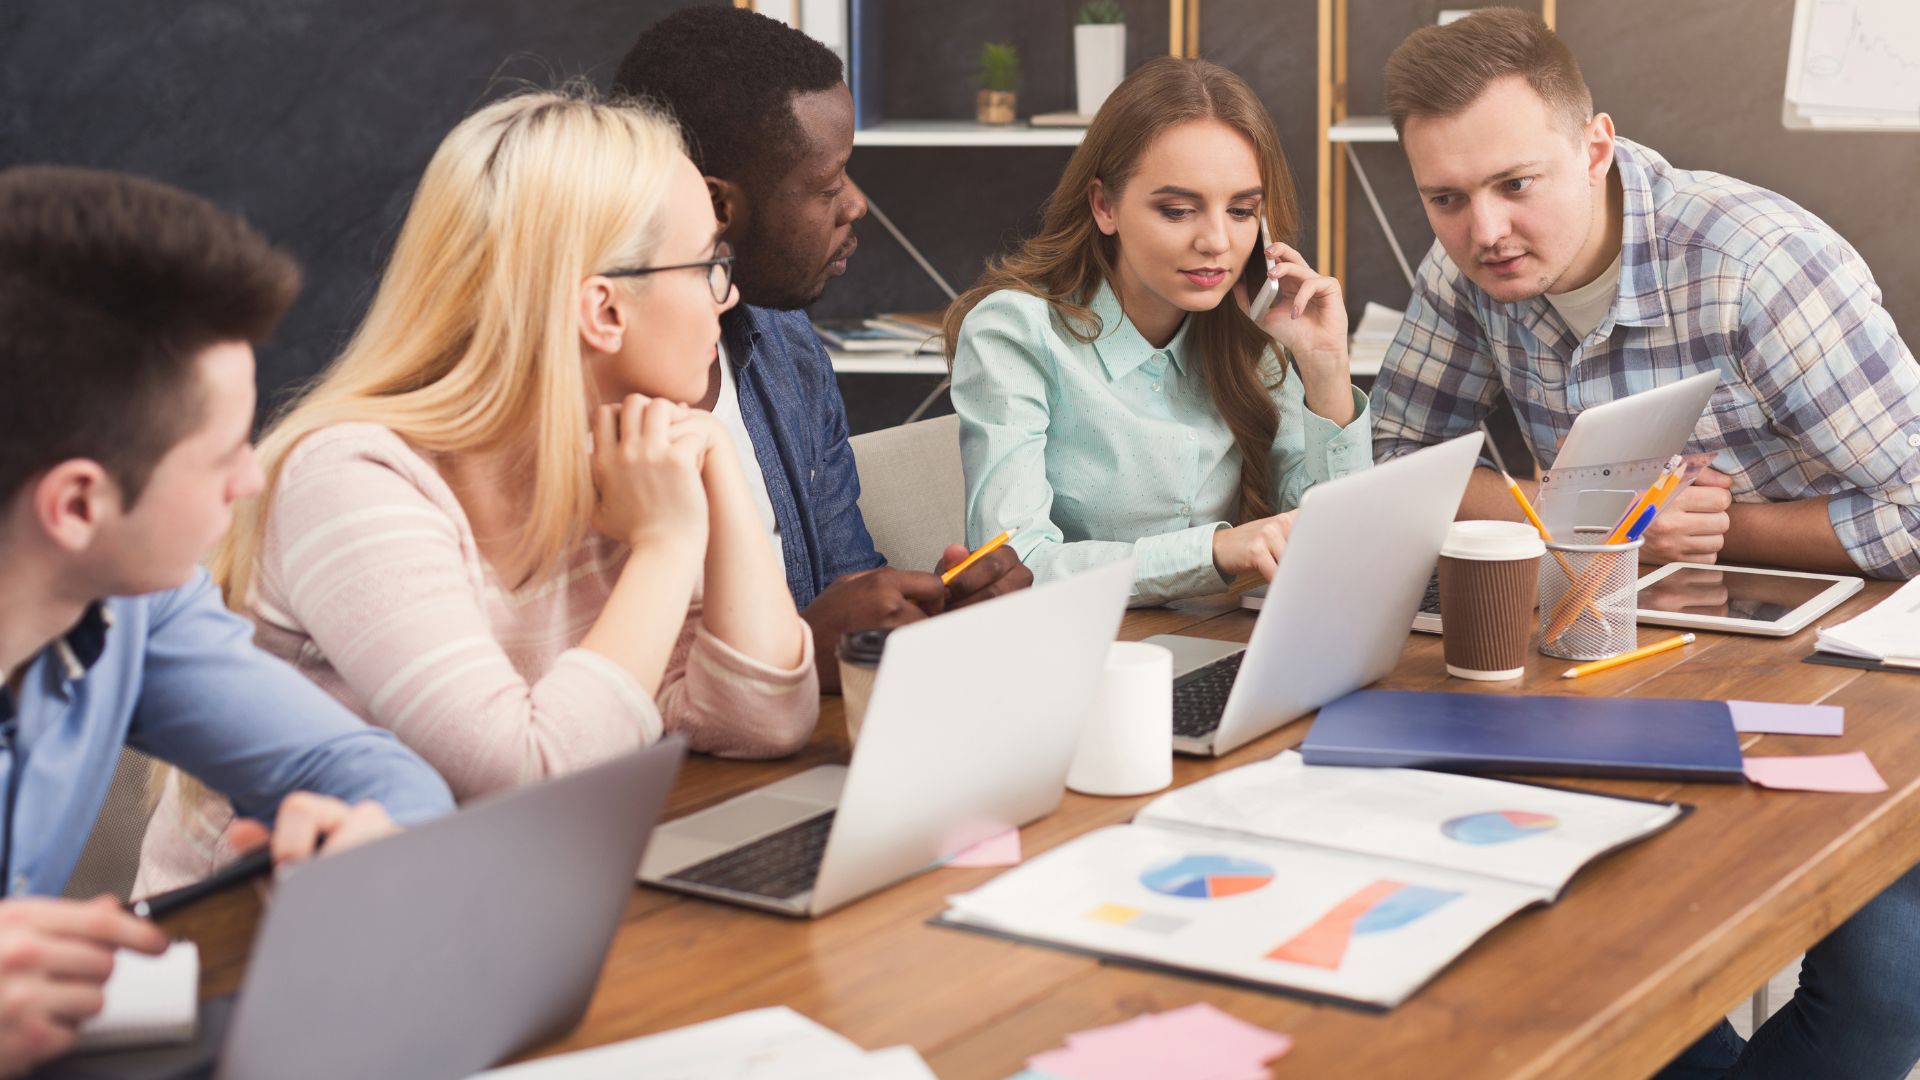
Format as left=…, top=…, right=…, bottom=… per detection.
left=975, top=42, right=1020, bottom=125
left=1075, top=0, right=1126, bottom=117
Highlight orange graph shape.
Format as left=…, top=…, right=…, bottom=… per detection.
left=1207, top=875, right=1272, bottom=898
left=1267, top=880, right=1405, bottom=970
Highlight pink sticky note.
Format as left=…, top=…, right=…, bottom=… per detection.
left=1729, top=700, right=1844, bottom=737
left=943, top=827, right=1021, bottom=867
left=1744, top=751, right=1888, bottom=793
left=1036, top=1005, right=1291, bottom=1080
left=1148, top=1003, right=1293, bottom=1064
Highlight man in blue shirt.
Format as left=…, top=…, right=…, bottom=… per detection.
left=0, top=165, right=454, bottom=1075
left=613, top=7, right=1033, bottom=689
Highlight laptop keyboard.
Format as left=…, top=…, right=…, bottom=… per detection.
left=1173, top=651, right=1246, bottom=740
left=663, top=811, right=837, bottom=901
left=1421, top=571, right=1442, bottom=615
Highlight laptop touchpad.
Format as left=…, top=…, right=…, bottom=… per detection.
left=641, top=794, right=828, bottom=878
left=669, top=794, right=825, bottom=843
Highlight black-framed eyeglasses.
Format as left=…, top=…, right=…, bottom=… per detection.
left=601, top=240, right=735, bottom=304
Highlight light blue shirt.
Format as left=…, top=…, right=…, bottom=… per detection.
left=0, top=569, right=454, bottom=897
left=952, top=283, right=1373, bottom=605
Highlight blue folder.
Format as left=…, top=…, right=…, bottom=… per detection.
left=1301, top=690, right=1747, bottom=782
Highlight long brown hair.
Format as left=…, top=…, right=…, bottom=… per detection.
left=942, top=56, right=1301, bottom=521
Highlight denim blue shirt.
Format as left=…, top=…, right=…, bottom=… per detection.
left=0, top=569, right=453, bottom=897
left=723, top=304, right=886, bottom=609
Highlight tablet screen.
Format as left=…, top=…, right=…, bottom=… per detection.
left=1637, top=567, right=1834, bottom=624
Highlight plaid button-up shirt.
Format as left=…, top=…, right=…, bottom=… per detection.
left=1372, top=137, right=1920, bottom=579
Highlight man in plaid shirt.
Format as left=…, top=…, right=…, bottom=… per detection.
left=1372, top=14, right=1920, bottom=582
left=1375, top=10, right=1920, bottom=1080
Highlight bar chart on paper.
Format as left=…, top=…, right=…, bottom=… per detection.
left=1785, top=0, right=1920, bottom=129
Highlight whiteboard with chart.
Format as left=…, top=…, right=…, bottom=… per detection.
left=1784, top=0, right=1920, bottom=130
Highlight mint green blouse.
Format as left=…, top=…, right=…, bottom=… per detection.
left=950, top=283, right=1372, bottom=606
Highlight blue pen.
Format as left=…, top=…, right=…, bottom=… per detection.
left=1624, top=504, right=1660, bottom=541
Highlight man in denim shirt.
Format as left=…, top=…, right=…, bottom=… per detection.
left=0, top=166, right=453, bottom=1076
left=615, top=7, right=1032, bottom=689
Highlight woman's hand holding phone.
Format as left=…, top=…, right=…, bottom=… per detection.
left=1242, top=241, right=1356, bottom=426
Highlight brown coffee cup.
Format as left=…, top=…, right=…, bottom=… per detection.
left=835, top=628, right=892, bottom=744
left=1437, top=521, right=1545, bottom=680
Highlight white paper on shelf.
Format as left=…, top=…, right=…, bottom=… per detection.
left=1347, top=302, right=1404, bottom=376
left=1783, top=0, right=1920, bottom=131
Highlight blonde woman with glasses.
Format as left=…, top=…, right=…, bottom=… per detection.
left=136, top=88, right=815, bottom=895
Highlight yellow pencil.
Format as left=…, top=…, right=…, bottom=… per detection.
left=1479, top=424, right=1556, bottom=541
left=941, top=531, right=1012, bottom=585
left=1560, top=633, right=1695, bottom=679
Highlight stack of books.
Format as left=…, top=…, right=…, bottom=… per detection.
left=813, top=311, right=944, bottom=355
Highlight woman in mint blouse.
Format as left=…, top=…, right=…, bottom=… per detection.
left=944, top=58, right=1372, bottom=606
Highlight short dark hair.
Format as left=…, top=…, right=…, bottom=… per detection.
left=1385, top=8, right=1593, bottom=137
left=612, top=6, right=844, bottom=191
left=0, top=165, right=299, bottom=507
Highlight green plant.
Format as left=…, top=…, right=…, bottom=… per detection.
left=1077, top=0, right=1125, bottom=25
left=976, top=42, right=1021, bottom=93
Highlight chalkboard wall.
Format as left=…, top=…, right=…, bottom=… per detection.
left=5, top=0, right=1916, bottom=436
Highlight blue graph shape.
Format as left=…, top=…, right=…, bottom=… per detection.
left=1139, top=854, right=1274, bottom=899
left=1353, top=885, right=1461, bottom=934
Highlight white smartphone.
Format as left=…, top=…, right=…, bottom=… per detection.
left=1247, top=213, right=1280, bottom=321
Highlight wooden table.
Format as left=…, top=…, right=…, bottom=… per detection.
left=166, top=583, right=1920, bottom=1079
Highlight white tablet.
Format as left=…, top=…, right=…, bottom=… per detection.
left=1552, top=369, right=1720, bottom=469
left=1636, top=563, right=1863, bottom=636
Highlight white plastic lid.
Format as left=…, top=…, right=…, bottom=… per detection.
left=1441, top=519, right=1547, bottom=561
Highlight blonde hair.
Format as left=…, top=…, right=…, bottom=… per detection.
left=214, top=86, right=686, bottom=604
left=943, top=57, right=1300, bottom=522
left=165, top=87, right=686, bottom=815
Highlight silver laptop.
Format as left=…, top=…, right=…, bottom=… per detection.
left=637, top=559, right=1134, bottom=917
left=216, top=739, right=685, bottom=1080
left=1159, top=433, right=1483, bottom=757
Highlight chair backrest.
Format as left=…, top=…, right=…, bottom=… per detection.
left=848, top=414, right=965, bottom=574
left=63, top=748, right=155, bottom=902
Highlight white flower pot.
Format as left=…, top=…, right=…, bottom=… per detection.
left=1074, top=23, right=1126, bottom=118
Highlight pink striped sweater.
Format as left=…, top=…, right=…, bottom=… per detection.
left=135, top=422, right=817, bottom=895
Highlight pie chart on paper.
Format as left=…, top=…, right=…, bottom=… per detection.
left=1139, top=854, right=1275, bottom=899
left=1441, top=810, right=1561, bottom=845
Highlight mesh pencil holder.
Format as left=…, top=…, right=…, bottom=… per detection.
left=1537, top=537, right=1642, bottom=661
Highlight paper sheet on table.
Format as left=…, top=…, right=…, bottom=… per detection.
left=1816, top=576, right=1920, bottom=663
left=1744, top=752, right=1888, bottom=793
left=945, top=827, right=1022, bottom=867
left=1728, top=701, right=1843, bottom=737
left=1136, top=751, right=1680, bottom=895
left=944, top=825, right=1542, bottom=1008
left=74, top=941, right=199, bottom=1051
left=464, top=1006, right=931, bottom=1078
